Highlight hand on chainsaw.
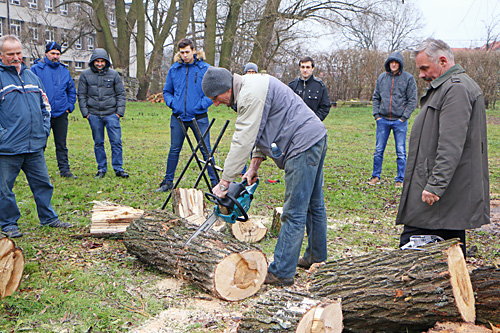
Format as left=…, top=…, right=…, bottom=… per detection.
left=212, top=180, right=230, bottom=198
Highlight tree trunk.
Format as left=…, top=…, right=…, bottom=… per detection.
left=310, top=239, right=475, bottom=332
left=204, top=0, right=217, bottom=65
left=237, top=288, right=342, bottom=332
left=470, top=266, right=500, bottom=326
left=0, top=237, right=24, bottom=299
left=219, top=0, right=246, bottom=69
left=172, top=0, right=196, bottom=62
left=123, top=210, right=267, bottom=301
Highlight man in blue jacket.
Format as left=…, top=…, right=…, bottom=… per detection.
left=156, top=38, right=217, bottom=192
left=368, top=52, right=417, bottom=187
left=31, top=42, right=77, bottom=179
left=0, top=35, right=73, bottom=238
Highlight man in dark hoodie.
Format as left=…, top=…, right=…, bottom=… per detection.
left=77, top=48, right=129, bottom=179
left=368, top=52, right=417, bottom=187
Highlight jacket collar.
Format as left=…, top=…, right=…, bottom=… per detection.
left=0, top=62, right=27, bottom=75
left=299, top=74, right=314, bottom=84
left=230, top=73, right=243, bottom=107
left=430, top=64, right=465, bottom=89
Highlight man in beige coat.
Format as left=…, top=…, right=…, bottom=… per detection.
left=396, top=38, right=490, bottom=256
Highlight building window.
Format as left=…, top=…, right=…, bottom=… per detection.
left=45, top=29, right=55, bottom=44
left=75, top=37, right=82, bottom=50
left=60, top=0, right=68, bottom=15
left=62, top=60, right=70, bottom=67
left=75, top=61, right=84, bottom=69
left=0, top=21, right=3, bottom=37
left=30, top=27, right=39, bottom=42
left=87, top=36, right=94, bottom=50
left=28, top=0, right=37, bottom=9
left=109, top=11, right=116, bottom=26
left=45, top=0, right=53, bottom=12
left=10, top=0, right=21, bottom=5
left=10, top=20, right=21, bottom=37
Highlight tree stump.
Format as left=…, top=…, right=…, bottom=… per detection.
left=231, top=218, right=268, bottom=243
left=123, top=210, right=267, bottom=301
left=0, top=237, right=24, bottom=299
left=270, top=207, right=283, bottom=236
left=470, top=266, right=500, bottom=326
left=310, top=239, right=475, bottom=332
left=237, top=288, right=342, bottom=332
left=171, top=188, right=206, bottom=218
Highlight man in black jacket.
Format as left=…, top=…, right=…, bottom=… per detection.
left=288, top=56, right=331, bottom=121
left=77, top=48, right=129, bottom=179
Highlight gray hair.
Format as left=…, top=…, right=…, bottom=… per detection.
left=414, top=38, right=454, bottom=63
left=0, top=35, right=21, bottom=55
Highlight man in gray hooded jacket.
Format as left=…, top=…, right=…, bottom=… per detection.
left=368, top=52, right=417, bottom=187
left=78, top=48, right=129, bottom=179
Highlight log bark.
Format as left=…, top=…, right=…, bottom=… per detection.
left=171, top=188, right=206, bottom=218
left=310, top=239, right=475, bottom=333
left=231, top=218, right=268, bottom=243
left=123, top=210, right=267, bottom=301
left=0, top=237, right=24, bottom=298
left=470, top=266, right=500, bottom=326
left=237, top=289, right=342, bottom=332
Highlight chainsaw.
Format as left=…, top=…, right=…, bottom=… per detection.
left=184, top=179, right=259, bottom=247
left=400, top=235, right=445, bottom=251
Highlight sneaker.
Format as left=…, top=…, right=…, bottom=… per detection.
left=297, top=257, right=312, bottom=269
left=45, top=219, right=74, bottom=228
left=94, top=171, right=106, bottom=179
left=264, top=272, right=294, bottom=286
left=61, top=172, right=77, bottom=179
left=2, top=227, right=23, bottom=238
left=156, top=180, right=173, bottom=192
left=395, top=181, right=403, bottom=188
left=367, top=176, right=380, bottom=185
left=115, top=170, right=129, bottom=178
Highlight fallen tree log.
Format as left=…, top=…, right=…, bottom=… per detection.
left=237, top=288, right=342, bottom=332
left=0, top=237, right=24, bottom=299
left=123, top=210, right=267, bottom=301
left=310, top=239, right=474, bottom=333
left=470, top=266, right=500, bottom=327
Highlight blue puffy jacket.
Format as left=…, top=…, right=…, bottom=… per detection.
left=163, top=51, right=213, bottom=122
left=0, top=62, right=51, bottom=155
left=31, top=57, right=76, bottom=118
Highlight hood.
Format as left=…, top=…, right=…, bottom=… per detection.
left=384, top=51, right=404, bottom=73
left=173, top=50, right=206, bottom=64
left=89, top=48, right=111, bottom=72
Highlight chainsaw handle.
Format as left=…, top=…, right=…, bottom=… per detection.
left=205, top=192, right=221, bottom=205
left=204, top=192, right=249, bottom=222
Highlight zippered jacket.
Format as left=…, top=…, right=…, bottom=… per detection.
left=31, top=56, right=76, bottom=118
left=288, top=74, right=331, bottom=121
left=0, top=62, right=51, bottom=155
left=372, top=52, right=417, bottom=121
left=77, top=48, right=126, bottom=118
left=163, top=51, right=212, bottom=122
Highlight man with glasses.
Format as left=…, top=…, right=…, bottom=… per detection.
left=288, top=56, right=331, bottom=121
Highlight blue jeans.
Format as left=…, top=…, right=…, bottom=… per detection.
left=164, top=115, right=217, bottom=185
left=0, top=151, right=59, bottom=230
left=372, top=118, right=407, bottom=182
left=88, top=114, right=124, bottom=173
left=268, top=135, right=328, bottom=279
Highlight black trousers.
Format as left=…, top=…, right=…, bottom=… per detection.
left=50, top=112, right=71, bottom=174
left=399, top=225, right=466, bottom=258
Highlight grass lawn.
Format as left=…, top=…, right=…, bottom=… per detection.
left=1, top=102, right=499, bottom=332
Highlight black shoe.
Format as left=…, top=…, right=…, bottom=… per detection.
left=115, top=170, right=129, bottom=178
left=156, top=180, right=173, bottom=192
left=2, top=227, right=23, bottom=238
left=45, top=219, right=74, bottom=228
left=61, top=172, right=77, bottom=179
left=94, top=171, right=106, bottom=179
left=297, top=257, right=312, bottom=269
left=264, top=272, right=294, bottom=286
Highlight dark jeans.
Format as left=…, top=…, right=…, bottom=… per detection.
left=0, top=151, right=59, bottom=230
left=51, top=112, right=71, bottom=174
left=399, top=225, right=466, bottom=258
left=88, top=114, right=124, bottom=173
left=164, top=115, right=217, bottom=185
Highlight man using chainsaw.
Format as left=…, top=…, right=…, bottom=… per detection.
left=202, top=67, right=328, bottom=286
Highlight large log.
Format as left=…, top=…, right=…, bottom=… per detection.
left=310, top=239, right=474, bottom=333
left=470, top=266, right=500, bottom=326
left=237, top=288, right=342, bottom=332
left=0, top=237, right=24, bottom=299
left=123, top=210, right=267, bottom=301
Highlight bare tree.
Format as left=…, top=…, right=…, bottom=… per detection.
left=483, top=14, right=500, bottom=51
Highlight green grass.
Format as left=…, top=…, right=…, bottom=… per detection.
left=1, top=102, right=499, bottom=331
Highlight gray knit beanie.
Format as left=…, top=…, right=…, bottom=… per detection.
left=244, top=62, right=258, bottom=74
left=202, top=67, right=233, bottom=98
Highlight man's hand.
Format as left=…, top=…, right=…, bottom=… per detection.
left=212, top=179, right=230, bottom=198
left=242, top=169, right=258, bottom=185
left=422, top=190, right=440, bottom=205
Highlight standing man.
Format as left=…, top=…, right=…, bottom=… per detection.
left=31, top=41, right=77, bottom=179
left=157, top=38, right=217, bottom=192
left=396, top=38, right=490, bottom=256
left=368, top=52, right=417, bottom=187
left=288, top=56, right=331, bottom=121
left=202, top=67, right=328, bottom=286
left=0, top=35, right=73, bottom=238
left=78, top=48, right=129, bottom=179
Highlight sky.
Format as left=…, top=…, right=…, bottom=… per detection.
left=416, top=0, right=500, bottom=48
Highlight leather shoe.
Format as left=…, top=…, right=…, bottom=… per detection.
left=115, top=170, right=129, bottom=178
left=45, top=220, right=74, bottom=228
left=156, top=180, right=173, bottom=192
left=264, top=272, right=294, bottom=286
left=297, top=257, right=312, bottom=269
left=61, top=172, right=77, bottom=179
left=2, top=227, right=23, bottom=238
left=94, top=171, right=106, bottom=179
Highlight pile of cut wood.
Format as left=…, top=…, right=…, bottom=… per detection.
left=146, top=93, right=164, bottom=103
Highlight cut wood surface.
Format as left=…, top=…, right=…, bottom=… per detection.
left=427, top=321, right=495, bottom=332
left=231, top=218, right=268, bottom=243
left=296, top=299, right=343, bottom=333
left=470, top=266, right=500, bottom=326
left=310, top=239, right=474, bottom=333
left=171, top=188, right=206, bottom=218
left=90, top=201, right=144, bottom=234
left=123, top=210, right=267, bottom=301
left=270, top=207, right=283, bottom=236
left=0, top=237, right=24, bottom=299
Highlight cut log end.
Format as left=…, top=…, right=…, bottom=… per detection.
left=296, top=299, right=343, bottom=333
left=0, top=237, right=24, bottom=299
left=231, top=218, right=268, bottom=243
left=214, top=250, right=267, bottom=302
left=447, top=243, right=475, bottom=323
